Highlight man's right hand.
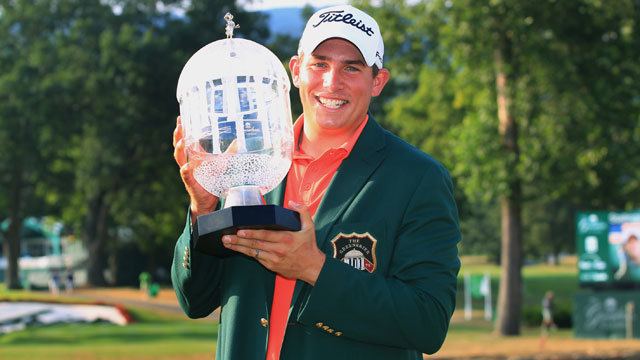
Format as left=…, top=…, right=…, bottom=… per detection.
left=173, top=116, right=219, bottom=220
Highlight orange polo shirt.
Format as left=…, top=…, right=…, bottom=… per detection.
left=265, top=114, right=368, bottom=360
left=284, top=114, right=369, bottom=216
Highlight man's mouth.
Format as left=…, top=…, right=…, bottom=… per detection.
left=317, top=96, right=348, bottom=109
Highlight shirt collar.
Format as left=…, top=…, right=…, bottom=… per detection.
left=292, top=114, right=369, bottom=159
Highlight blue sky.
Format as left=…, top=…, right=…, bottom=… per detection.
left=240, top=0, right=349, bottom=11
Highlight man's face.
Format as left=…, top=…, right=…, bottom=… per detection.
left=289, top=38, right=389, bottom=133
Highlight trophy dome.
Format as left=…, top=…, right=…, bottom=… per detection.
left=177, top=38, right=293, bottom=198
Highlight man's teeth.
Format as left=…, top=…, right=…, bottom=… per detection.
left=318, top=97, right=347, bottom=109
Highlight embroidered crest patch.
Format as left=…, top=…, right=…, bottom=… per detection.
left=330, top=232, right=377, bottom=273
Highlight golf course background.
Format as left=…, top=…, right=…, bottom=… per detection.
left=3, top=257, right=640, bottom=360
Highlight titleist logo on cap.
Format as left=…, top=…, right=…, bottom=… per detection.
left=312, top=10, right=375, bottom=37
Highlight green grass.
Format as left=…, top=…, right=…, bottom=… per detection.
left=0, top=261, right=581, bottom=359
left=458, top=259, right=578, bottom=307
left=0, top=286, right=218, bottom=360
left=0, top=321, right=217, bottom=360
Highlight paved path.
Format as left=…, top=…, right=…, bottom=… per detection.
left=60, top=287, right=220, bottom=320
left=66, top=288, right=184, bottom=314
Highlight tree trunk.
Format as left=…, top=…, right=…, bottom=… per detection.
left=493, top=33, right=523, bottom=336
left=84, top=192, right=109, bottom=286
left=4, top=158, right=24, bottom=290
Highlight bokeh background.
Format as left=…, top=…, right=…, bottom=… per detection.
left=1, top=0, right=639, bottom=358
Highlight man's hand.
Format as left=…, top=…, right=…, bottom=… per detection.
left=222, top=201, right=326, bottom=285
left=172, top=116, right=219, bottom=218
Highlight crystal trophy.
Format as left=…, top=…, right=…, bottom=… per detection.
left=176, top=13, right=300, bottom=257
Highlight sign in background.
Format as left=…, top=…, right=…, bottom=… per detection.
left=577, top=210, right=640, bottom=286
left=574, top=291, right=640, bottom=339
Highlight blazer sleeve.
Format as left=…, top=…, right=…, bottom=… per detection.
left=296, top=165, right=461, bottom=354
left=171, top=210, right=224, bottom=318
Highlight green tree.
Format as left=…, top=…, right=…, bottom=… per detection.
left=366, top=0, right=640, bottom=335
left=61, top=0, right=271, bottom=285
left=0, top=0, right=88, bottom=289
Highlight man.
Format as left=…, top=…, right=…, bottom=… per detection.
left=614, top=233, right=640, bottom=280
left=539, top=290, right=556, bottom=350
left=172, top=5, right=460, bottom=360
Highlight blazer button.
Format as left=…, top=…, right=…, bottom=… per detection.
left=260, top=318, right=269, bottom=328
left=335, top=332, right=342, bottom=337
left=322, top=325, right=330, bottom=331
left=315, top=322, right=323, bottom=328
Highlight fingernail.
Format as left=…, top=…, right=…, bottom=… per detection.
left=288, top=200, right=301, bottom=209
left=222, top=236, right=231, bottom=243
left=237, top=230, right=246, bottom=237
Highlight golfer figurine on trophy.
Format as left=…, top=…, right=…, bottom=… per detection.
left=176, top=13, right=300, bottom=257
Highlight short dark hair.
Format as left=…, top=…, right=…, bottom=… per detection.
left=372, top=65, right=379, bottom=78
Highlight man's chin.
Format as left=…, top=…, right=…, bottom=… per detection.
left=315, top=118, right=345, bottom=130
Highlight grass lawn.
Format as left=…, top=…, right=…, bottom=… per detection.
left=458, top=258, right=578, bottom=309
left=0, top=288, right=217, bottom=360
left=5, top=259, right=638, bottom=359
left=0, top=320, right=216, bottom=360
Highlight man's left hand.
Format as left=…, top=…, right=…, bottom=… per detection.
left=222, top=201, right=326, bottom=285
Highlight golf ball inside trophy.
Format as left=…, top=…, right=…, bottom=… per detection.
left=176, top=25, right=293, bottom=206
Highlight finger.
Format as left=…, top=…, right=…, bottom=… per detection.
left=288, top=201, right=314, bottom=231
left=222, top=236, right=276, bottom=262
left=223, top=240, right=255, bottom=257
left=180, top=163, right=209, bottom=195
left=173, top=116, right=183, bottom=147
left=174, top=138, right=187, bottom=167
left=222, top=234, right=258, bottom=249
left=227, top=243, right=277, bottom=265
left=224, top=234, right=287, bottom=256
left=179, top=162, right=194, bottom=184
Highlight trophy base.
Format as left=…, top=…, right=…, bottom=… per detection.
left=193, top=205, right=301, bottom=257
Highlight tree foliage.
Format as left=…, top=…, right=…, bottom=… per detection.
left=1, top=1, right=638, bottom=332
left=362, top=0, right=640, bottom=335
left=0, top=0, right=269, bottom=287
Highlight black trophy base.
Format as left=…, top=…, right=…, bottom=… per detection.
left=193, top=205, right=301, bottom=257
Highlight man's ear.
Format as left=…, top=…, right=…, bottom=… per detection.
left=289, top=55, right=301, bottom=88
left=371, top=68, right=390, bottom=97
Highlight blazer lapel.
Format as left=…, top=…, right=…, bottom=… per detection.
left=291, top=116, right=387, bottom=307
left=264, top=176, right=286, bottom=206
left=313, top=117, right=386, bottom=249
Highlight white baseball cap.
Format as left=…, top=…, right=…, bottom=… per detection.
left=298, top=5, right=384, bottom=69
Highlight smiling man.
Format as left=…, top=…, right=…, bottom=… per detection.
left=171, top=5, right=461, bottom=360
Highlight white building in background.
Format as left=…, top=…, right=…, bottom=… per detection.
left=0, top=217, right=88, bottom=288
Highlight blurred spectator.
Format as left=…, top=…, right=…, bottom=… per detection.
left=542, top=291, right=556, bottom=330
left=65, top=269, right=74, bottom=293
left=49, top=270, right=61, bottom=295
left=139, top=271, right=151, bottom=292
left=539, top=291, right=556, bottom=350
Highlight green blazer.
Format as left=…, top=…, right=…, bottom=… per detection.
left=171, top=117, right=461, bottom=360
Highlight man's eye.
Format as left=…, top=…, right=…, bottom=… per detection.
left=345, top=66, right=360, bottom=72
left=311, top=62, right=327, bottom=68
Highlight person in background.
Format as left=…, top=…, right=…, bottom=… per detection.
left=139, top=271, right=151, bottom=293
left=64, top=268, right=74, bottom=293
left=49, top=270, right=60, bottom=296
left=542, top=291, right=555, bottom=331
left=539, top=290, right=556, bottom=349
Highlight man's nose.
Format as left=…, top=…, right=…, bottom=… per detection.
left=322, top=68, right=343, bottom=90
